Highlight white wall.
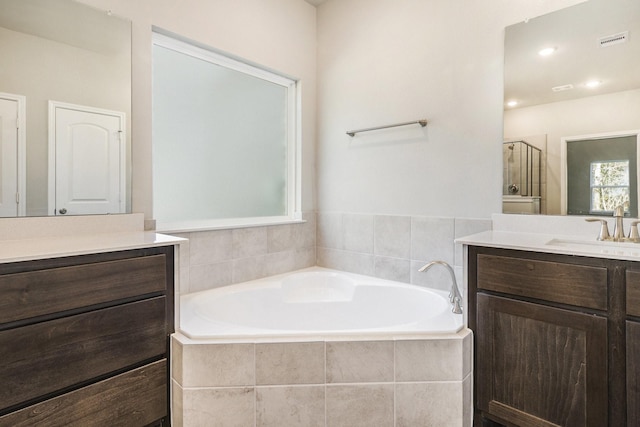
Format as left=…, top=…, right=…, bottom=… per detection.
left=505, top=88, right=640, bottom=215
left=316, top=0, right=585, bottom=218
left=74, top=0, right=590, bottom=222
left=77, top=0, right=317, bottom=221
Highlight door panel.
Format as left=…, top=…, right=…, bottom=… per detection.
left=51, top=103, right=124, bottom=215
left=0, top=98, right=18, bottom=217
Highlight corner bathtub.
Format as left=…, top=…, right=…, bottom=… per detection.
left=172, top=267, right=472, bottom=426
left=179, top=267, right=464, bottom=339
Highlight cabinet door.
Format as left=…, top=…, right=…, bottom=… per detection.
left=476, top=294, right=608, bottom=427
left=628, top=321, right=640, bottom=427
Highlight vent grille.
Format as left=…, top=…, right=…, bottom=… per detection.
left=599, top=31, right=629, bottom=47
left=552, top=84, right=574, bottom=92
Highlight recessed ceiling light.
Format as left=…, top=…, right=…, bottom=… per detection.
left=585, top=80, right=602, bottom=88
left=538, top=47, right=556, bottom=56
left=507, top=100, right=518, bottom=107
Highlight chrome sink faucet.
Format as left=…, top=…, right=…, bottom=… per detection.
left=418, top=260, right=463, bottom=314
left=613, top=205, right=625, bottom=241
left=585, top=204, right=640, bottom=242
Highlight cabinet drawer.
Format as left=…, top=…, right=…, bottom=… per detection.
left=0, top=297, right=166, bottom=412
left=0, top=254, right=167, bottom=324
left=0, top=359, right=167, bottom=426
left=627, top=270, right=640, bottom=317
left=477, top=254, right=608, bottom=310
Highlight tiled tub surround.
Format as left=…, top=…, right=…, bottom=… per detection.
left=171, top=330, right=472, bottom=427
left=170, top=212, right=316, bottom=294
left=317, top=213, right=491, bottom=291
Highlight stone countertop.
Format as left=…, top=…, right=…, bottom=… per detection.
left=0, top=231, right=185, bottom=264
left=457, top=230, right=640, bottom=262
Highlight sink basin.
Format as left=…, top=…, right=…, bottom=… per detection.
left=546, top=237, right=640, bottom=256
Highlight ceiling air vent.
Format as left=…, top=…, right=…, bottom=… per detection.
left=599, top=31, right=629, bottom=48
left=552, top=84, right=574, bottom=92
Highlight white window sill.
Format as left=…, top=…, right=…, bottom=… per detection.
left=156, top=216, right=305, bottom=234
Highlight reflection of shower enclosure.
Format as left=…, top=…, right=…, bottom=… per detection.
left=503, top=141, right=542, bottom=214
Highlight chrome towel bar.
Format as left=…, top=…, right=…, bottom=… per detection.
left=346, top=119, right=427, bottom=137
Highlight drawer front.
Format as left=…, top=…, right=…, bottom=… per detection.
left=0, top=297, right=166, bottom=411
left=477, top=254, right=608, bottom=310
left=0, top=359, right=167, bottom=427
left=0, top=254, right=167, bottom=324
left=627, top=270, right=640, bottom=317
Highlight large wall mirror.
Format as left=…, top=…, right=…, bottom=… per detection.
left=503, top=0, right=640, bottom=216
left=0, top=0, right=131, bottom=217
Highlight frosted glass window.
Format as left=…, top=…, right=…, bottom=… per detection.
left=152, top=33, right=298, bottom=225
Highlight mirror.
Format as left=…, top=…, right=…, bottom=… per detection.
left=503, top=0, right=640, bottom=215
left=0, top=0, right=131, bottom=217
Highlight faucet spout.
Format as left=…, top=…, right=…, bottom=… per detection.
left=418, top=260, right=463, bottom=314
left=613, top=205, right=626, bottom=241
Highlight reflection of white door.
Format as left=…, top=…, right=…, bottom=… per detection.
left=49, top=101, right=125, bottom=215
left=0, top=93, right=25, bottom=217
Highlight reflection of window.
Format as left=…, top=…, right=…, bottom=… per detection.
left=566, top=136, right=638, bottom=217
left=590, top=160, right=629, bottom=213
left=152, top=32, right=300, bottom=227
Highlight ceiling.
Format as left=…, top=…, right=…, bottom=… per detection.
left=304, top=0, right=327, bottom=6
left=504, top=0, right=640, bottom=109
left=0, top=0, right=128, bottom=54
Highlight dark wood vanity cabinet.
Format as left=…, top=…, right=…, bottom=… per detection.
left=468, top=246, right=636, bottom=427
left=0, top=246, right=174, bottom=427
left=627, top=270, right=640, bottom=427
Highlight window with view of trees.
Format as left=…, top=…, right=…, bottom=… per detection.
left=566, top=135, right=637, bottom=217
left=590, top=160, right=630, bottom=213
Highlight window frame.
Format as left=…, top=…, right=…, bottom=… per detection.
left=589, top=160, right=630, bottom=214
left=152, top=31, right=302, bottom=232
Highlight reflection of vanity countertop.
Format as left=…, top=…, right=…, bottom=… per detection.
left=458, top=230, right=640, bottom=262
left=0, top=232, right=185, bottom=263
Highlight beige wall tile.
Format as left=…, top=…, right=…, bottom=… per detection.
left=374, top=215, right=411, bottom=258
left=190, top=230, right=233, bottom=265
left=181, top=343, right=254, bottom=387
left=294, top=246, right=316, bottom=270
left=396, top=338, right=464, bottom=381
left=189, top=261, right=233, bottom=292
left=326, top=341, right=393, bottom=383
left=182, top=387, right=254, bottom=427
left=374, top=256, right=410, bottom=283
left=256, top=386, right=324, bottom=427
left=316, top=247, right=375, bottom=277
left=232, top=255, right=267, bottom=283
left=267, top=224, right=296, bottom=253
left=233, top=227, right=268, bottom=259
left=256, top=342, right=325, bottom=385
left=396, top=382, right=464, bottom=427
left=463, top=330, right=473, bottom=378
left=463, top=375, right=472, bottom=427
left=343, top=213, right=374, bottom=253
left=171, top=380, right=184, bottom=427
left=265, top=251, right=296, bottom=276
left=171, top=336, right=184, bottom=384
left=326, top=384, right=394, bottom=427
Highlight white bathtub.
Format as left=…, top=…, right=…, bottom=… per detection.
left=179, top=267, right=464, bottom=339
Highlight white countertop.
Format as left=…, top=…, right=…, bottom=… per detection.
left=0, top=231, right=185, bottom=264
left=458, top=230, right=640, bottom=262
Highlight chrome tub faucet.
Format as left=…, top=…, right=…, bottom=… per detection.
left=418, top=260, right=463, bottom=314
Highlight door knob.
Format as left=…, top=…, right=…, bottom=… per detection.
left=59, top=208, right=67, bottom=214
